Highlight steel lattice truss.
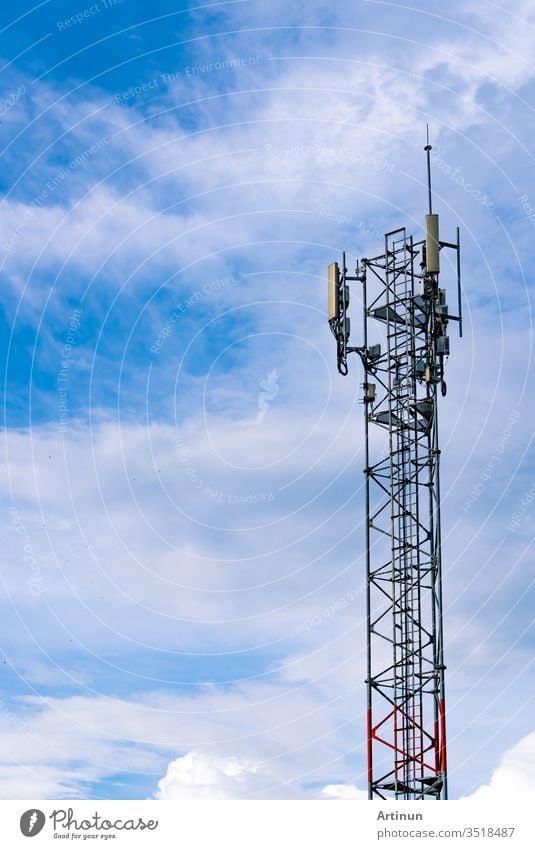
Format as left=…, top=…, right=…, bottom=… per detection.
left=363, top=228, right=447, bottom=800
left=329, top=220, right=461, bottom=800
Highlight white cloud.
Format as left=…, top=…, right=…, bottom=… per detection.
left=463, top=731, right=535, bottom=802
left=0, top=765, right=85, bottom=800
left=156, top=751, right=371, bottom=800
left=156, top=752, right=259, bottom=800
left=0, top=676, right=360, bottom=798
left=320, top=783, right=367, bottom=800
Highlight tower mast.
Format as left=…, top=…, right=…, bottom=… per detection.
left=327, top=137, right=462, bottom=800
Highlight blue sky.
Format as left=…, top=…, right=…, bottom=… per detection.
left=0, top=0, right=534, bottom=800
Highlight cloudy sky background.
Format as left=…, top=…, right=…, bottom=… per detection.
left=0, top=0, right=533, bottom=799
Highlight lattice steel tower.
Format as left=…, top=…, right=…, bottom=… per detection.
left=328, top=138, right=462, bottom=800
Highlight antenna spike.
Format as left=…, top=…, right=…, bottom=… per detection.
left=425, top=126, right=433, bottom=214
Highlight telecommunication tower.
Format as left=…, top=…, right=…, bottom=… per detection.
left=328, top=136, right=462, bottom=800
